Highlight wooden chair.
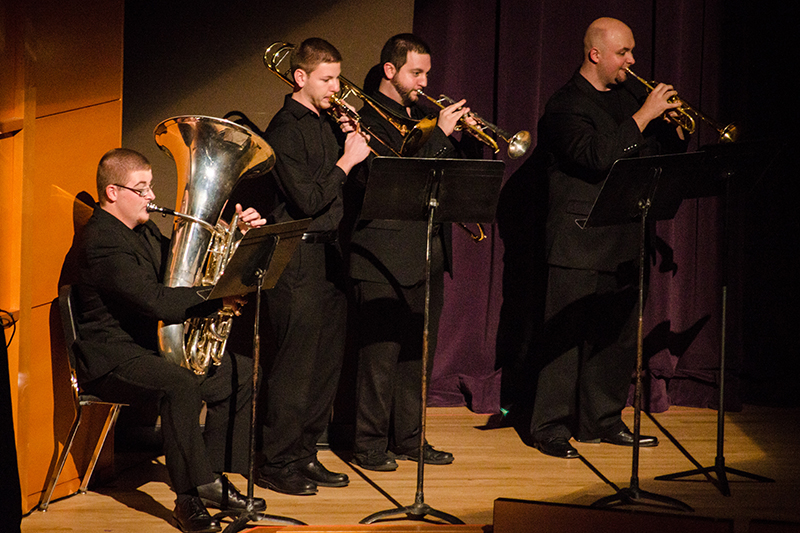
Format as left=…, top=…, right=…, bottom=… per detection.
left=38, top=285, right=126, bottom=511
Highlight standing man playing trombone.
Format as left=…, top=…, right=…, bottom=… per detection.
left=256, top=38, right=371, bottom=495
left=347, top=33, right=475, bottom=472
left=521, top=17, right=688, bottom=459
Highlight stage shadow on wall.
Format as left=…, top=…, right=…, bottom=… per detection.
left=494, top=147, right=549, bottom=414
left=492, top=143, right=717, bottom=440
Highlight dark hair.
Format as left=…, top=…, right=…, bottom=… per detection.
left=96, top=148, right=151, bottom=202
left=380, top=33, right=431, bottom=70
left=290, top=38, right=342, bottom=77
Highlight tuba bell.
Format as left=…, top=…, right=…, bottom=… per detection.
left=152, top=115, right=275, bottom=374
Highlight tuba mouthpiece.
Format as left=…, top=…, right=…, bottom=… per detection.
left=146, top=202, right=175, bottom=216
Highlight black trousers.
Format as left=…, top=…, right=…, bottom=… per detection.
left=530, top=264, right=639, bottom=442
left=84, top=351, right=252, bottom=494
left=352, top=245, right=444, bottom=454
left=261, top=242, right=346, bottom=469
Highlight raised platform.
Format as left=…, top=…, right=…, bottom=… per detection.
left=22, top=406, right=800, bottom=533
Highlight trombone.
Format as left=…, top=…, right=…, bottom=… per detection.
left=263, top=42, right=397, bottom=156
left=624, top=68, right=739, bottom=143
left=263, top=42, right=435, bottom=157
left=337, top=75, right=437, bottom=156
left=416, top=90, right=531, bottom=159
left=263, top=42, right=487, bottom=242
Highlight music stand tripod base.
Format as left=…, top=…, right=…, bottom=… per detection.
left=580, top=153, right=704, bottom=512
left=361, top=502, right=464, bottom=525
left=207, top=220, right=310, bottom=532
left=357, top=157, right=504, bottom=525
left=591, top=486, right=693, bottom=512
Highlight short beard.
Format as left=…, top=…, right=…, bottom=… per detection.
left=391, top=77, right=417, bottom=107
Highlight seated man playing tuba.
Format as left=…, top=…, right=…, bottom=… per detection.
left=72, top=148, right=265, bottom=533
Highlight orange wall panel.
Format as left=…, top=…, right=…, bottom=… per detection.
left=0, top=2, right=22, bottom=132
left=29, top=101, right=122, bottom=308
left=4, top=0, right=125, bottom=515
left=26, top=0, right=124, bottom=119
left=17, top=302, right=82, bottom=511
left=0, top=134, right=22, bottom=311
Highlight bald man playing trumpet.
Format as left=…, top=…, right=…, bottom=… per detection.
left=519, top=17, right=689, bottom=459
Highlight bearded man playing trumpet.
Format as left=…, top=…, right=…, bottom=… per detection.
left=72, top=148, right=267, bottom=533
left=346, top=33, right=481, bottom=472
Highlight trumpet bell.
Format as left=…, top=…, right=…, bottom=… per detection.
left=719, top=122, right=739, bottom=143
left=507, top=130, right=532, bottom=159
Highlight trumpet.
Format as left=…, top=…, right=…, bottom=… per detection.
left=263, top=42, right=435, bottom=156
left=416, top=90, right=531, bottom=158
left=624, top=68, right=739, bottom=143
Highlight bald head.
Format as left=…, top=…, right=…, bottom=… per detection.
left=584, top=17, right=633, bottom=56
left=580, top=17, right=636, bottom=90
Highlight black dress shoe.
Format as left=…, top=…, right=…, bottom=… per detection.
left=534, top=437, right=580, bottom=459
left=297, top=458, right=349, bottom=487
left=255, top=465, right=317, bottom=496
left=352, top=450, right=398, bottom=471
left=601, top=429, right=659, bottom=447
left=197, top=474, right=266, bottom=512
left=392, top=443, right=454, bottom=465
left=172, top=495, right=221, bottom=533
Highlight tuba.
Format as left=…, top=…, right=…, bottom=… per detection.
left=151, top=115, right=275, bottom=374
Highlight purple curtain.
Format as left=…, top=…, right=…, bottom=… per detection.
left=415, top=0, right=736, bottom=414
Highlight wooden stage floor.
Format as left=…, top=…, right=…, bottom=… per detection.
left=21, top=405, right=800, bottom=533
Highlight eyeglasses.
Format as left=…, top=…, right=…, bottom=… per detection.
left=113, top=183, right=153, bottom=198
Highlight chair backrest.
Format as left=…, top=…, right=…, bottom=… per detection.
left=58, top=284, right=82, bottom=402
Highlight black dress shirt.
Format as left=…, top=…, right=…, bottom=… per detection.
left=265, top=94, right=347, bottom=233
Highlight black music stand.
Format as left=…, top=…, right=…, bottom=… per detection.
left=653, top=142, right=779, bottom=495
left=578, top=152, right=704, bottom=512
left=205, top=219, right=310, bottom=532
left=358, top=157, right=505, bottom=525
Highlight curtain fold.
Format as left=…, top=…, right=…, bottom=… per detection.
left=415, top=0, right=732, bottom=414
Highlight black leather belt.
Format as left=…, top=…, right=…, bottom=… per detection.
left=301, top=231, right=338, bottom=244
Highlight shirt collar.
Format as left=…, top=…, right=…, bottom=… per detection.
left=369, top=89, right=414, bottom=118
left=283, top=93, right=323, bottom=120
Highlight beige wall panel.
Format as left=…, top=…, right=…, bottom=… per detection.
left=29, top=101, right=122, bottom=308
left=27, top=0, right=123, bottom=119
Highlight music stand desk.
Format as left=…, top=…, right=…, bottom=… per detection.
left=210, top=218, right=310, bottom=532
left=581, top=152, right=703, bottom=512
left=359, top=156, right=504, bottom=524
